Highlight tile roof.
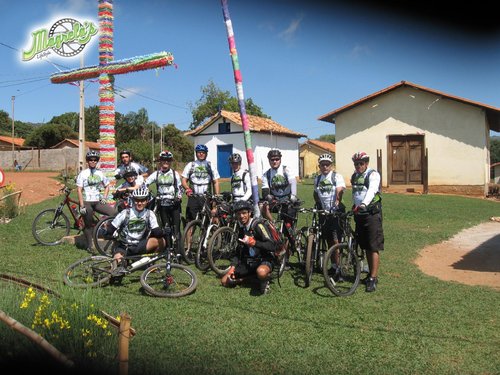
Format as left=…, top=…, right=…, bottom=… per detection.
left=318, top=80, right=500, bottom=132
left=303, top=139, right=336, bottom=153
left=185, top=110, right=306, bottom=138
left=50, top=139, right=100, bottom=149
left=0, top=135, right=25, bottom=147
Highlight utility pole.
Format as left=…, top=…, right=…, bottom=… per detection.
left=11, top=96, right=15, bottom=168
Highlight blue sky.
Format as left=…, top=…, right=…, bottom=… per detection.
left=1, top=0, right=499, bottom=139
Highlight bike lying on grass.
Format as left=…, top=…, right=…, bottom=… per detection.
left=63, top=240, right=197, bottom=298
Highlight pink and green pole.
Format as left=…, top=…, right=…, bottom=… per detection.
left=221, top=0, right=260, bottom=216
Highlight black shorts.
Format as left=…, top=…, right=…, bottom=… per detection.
left=113, top=238, right=148, bottom=256
left=320, top=214, right=342, bottom=243
left=234, top=258, right=273, bottom=279
left=186, top=195, right=206, bottom=221
left=354, top=211, right=384, bottom=252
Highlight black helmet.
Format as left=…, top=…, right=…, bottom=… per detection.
left=159, top=150, right=174, bottom=160
left=267, top=149, right=282, bottom=159
left=228, top=153, right=242, bottom=163
left=123, top=166, right=137, bottom=178
left=86, top=150, right=100, bottom=161
left=120, top=150, right=131, bottom=157
left=233, top=200, right=253, bottom=212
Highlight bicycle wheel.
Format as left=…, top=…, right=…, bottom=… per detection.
left=93, top=216, right=117, bottom=256
left=181, top=220, right=202, bottom=264
left=323, top=244, right=361, bottom=297
left=207, top=226, right=238, bottom=276
left=32, top=209, right=70, bottom=245
left=294, top=227, right=308, bottom=265
left=140, top=263, right=197, bottom=298
left=195, top=224, right=218, bottom=272
left=304, top=233, right=316, bottom=287
left=63, top=255, right=114, bottom=288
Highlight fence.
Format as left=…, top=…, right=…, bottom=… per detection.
left=0, top=149, right=80, bottom=174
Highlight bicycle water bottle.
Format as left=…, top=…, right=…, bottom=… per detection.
left=71, top=204, right=79, bottom=217
left=131, top=256, right=151, bottom=268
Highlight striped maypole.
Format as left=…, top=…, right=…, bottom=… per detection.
left=98, top=0, right=116, bottom=177
left=220, top=0, right=260, bottom=216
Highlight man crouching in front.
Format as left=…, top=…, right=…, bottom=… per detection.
left=221, top=200, right=278, bottom=295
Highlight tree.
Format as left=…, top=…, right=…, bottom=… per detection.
left=189, top=79, right=269, bottom=129
left=161, top=124, right=194, bottom=162
left=0, top=109, right=10, bottom=135
left=317, top=134, right=335, bottom=143
left=49, top=112, right=79, bottom=132
left=491, top=137, right=500, bottom=164
left=24, top=123, right=77, bottom=148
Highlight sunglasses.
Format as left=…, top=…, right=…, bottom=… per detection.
left=88, top=159, right=99, bottom=162
left=270, top=158, right=281, bottom=162
left=134, top=198, right=148, bottom=203
left=320, top=163, right=332, bottom=167
left=354, top=161, right=365, bottom=166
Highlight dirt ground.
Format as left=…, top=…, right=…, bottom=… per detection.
left=2, top=171, right=499, bottom=290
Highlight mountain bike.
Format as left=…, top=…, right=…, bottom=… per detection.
left=206, top=215, right=239, bottom=276
left=181, top=193, right=231, bottom=271
left=322, top=210, right=362, bottom=297
left=32, top=185, right=101, bottom=246
left=299, top=207, right=337, bottom=288
left=92, top=190, right=133, bottom=256
left=267, top=198, right=305, bottom=269
left=63, top=241, right=197, bottom=298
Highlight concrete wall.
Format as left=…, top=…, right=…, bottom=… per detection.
left=0, top=148, right=80, bottom=173
left=334, top=86, right=489, bottom=194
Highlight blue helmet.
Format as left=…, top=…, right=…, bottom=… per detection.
left=195, top=144, right=208, bottom=153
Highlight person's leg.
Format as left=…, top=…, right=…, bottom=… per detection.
left=82, top=202, right=95, bottom=250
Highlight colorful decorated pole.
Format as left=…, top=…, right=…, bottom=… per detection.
left=50, top=0, right=174, bottom=180
left=220, top=0, right=260, bottom=217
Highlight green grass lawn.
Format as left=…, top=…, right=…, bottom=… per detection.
left=1, top=180, right=499, bottom=375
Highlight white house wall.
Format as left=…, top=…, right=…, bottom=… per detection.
left=190, top=120, right=300, bottom=178
left=335, top=87, right=488, bottom=187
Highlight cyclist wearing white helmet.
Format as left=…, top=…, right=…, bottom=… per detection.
left=145, top=150, right=183, bottom=247
left=181, top=144, right=220, bottom=222
left=350, top=151, right=384, bottom=292
left=114, top=149, right=150, bottom=180
left=228, top=152, right=252, bottom=202
left=105, top=186, right=165, bottom=271
left=76, top=150, right=116, bottom=252
left=314, top=153, right=346, bottom=239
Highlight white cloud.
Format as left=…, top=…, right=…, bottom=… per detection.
left=278, top=14, right=304, bottom=43
left=350, top=44, right=371, bottom=59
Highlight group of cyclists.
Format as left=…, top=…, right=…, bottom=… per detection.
left=75, top=144, right=384, bottom=295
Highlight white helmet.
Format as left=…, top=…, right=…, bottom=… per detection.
left=318, top=153, right=333, bottom=164
left=132, top=186, right=150, bottom=200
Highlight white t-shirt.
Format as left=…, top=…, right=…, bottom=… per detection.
left=231, top=169, right=252, bottom=201
left=76, top=168, right=110, bottom=202
left=314, top=171, right=346, bottom=211
left=111, top=207, right=159, bottom=245
left=182, top=160, right=220, bottom=195
left=145, top=169, right=183, bottom=200
left=261, top=165, right=296, bottom=198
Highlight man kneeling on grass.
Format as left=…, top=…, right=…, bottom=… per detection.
left=221, top=200, right=279, bottom=295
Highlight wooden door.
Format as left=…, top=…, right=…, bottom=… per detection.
left=389, top=135, right=423, bottom=184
